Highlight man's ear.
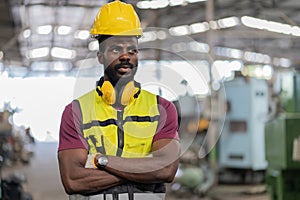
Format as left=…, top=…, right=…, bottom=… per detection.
left=97, top=51, right=103, bottom=64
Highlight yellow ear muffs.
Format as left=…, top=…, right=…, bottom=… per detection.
left=97, top=80, right=140, bottom=106
left=120, top=81, right=139, bottom=106
left=100, top=81, right=116, bottom=105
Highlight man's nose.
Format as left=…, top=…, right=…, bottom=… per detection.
left=119, top=51, right=130, bottom=61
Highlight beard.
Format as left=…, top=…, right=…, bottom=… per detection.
left=104, top=61, right=138, bottom=87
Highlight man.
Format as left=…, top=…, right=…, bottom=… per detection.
left=57, top=1, right=180, bottom=199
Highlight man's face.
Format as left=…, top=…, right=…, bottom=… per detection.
left=98, top=36, right=138, bottom=86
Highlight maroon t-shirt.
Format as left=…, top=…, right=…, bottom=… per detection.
left=58, top=95, right=179, bottom=152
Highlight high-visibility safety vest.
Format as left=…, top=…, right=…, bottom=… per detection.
left=77, top=87, right=160, bottom=157
left=71, top=87, right=166, bottom=200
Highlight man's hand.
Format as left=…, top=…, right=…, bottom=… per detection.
left=58, top=149, right=125, bottom=194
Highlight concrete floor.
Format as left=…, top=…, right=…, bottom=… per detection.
left=1, top=142, right=270, bottom=200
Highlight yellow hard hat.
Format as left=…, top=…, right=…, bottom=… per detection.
left=90, top=0, right=143, bottom=38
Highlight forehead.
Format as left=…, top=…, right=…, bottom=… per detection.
left=104, top=36, right=138, bottom=47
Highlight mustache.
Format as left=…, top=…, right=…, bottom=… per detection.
left=114, top=62, right=134, bottom=70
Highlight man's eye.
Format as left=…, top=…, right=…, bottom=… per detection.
left=112, top=48, right=120, bottom=54
left=128, top=49, right=138, bottom=54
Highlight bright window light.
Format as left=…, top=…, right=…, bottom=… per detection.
left=37, top=25, right=52, bottom=35
left=57, top=25, right=72, bottom=35
left=51, top=47, right=76, bottom=59
left=23, top=29, right=31, bottom=38
left=74, top=30, right=90, bottom=40
left=28, top=47, right=49, bottom=59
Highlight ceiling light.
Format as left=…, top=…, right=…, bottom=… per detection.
left=241, top=16, right=300, bottom=37
left=209, top=21, right=218, bottom=30
left=57, top=25, right=72, bottom=35
left=0, top=51, right=4, bottom=60
left=291, top=26, right=300, bottom=36
left=172, top=42, right=187, bottom=52
left=262, top=65, right=273, bottom=79
left=28, top=47, right=49, bottom=59
left=137, top=0, right=206, bottom=9
left=169, top=25, right=190, bottom=36
left=272, top=57, right=291, bottom=68
left=31, top=61, right=51, bottom=71
left=75, top=58, right=98, bottom=68
left=37, top=25, right=52, bottom=35
left=137, top=1, right=151, bottom=9
left=254, top=67, right=263, bottom=77
left=156, top=30, right=167, bottom=40
left=186, top=0, right=207, bottom=3
left=88, top=41, right=98, bottom=51
left=23, top=29, right=31, bottom=38
left=51, top=47, right=76, bottom=59
left=214, top=47, right=243, bottom=59
left=190, top=22, right=209, bottom=33
left=151, top=0, right=169, bottom=9
left=228, top=60, right=243, bottom=71
left=244, top=51, right=271, bottom=64
left=188, top=41, right=209, bottom=53
left=74, top=30, right=90, bottom=40
left=52, top=61, right=72, bottom=71
left=217, top=17, right=240, bottom=28
left=169, top=0, right=184, bottom=6
left=139, top=31, right=157, bottom=43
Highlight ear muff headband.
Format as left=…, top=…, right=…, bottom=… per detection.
left=97, top=80, right=140, bottom=106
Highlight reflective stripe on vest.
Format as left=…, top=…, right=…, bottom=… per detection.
left=77, top=89, right=160, bottom=157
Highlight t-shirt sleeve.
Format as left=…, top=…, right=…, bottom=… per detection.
left=58, top=101, right=88, bottom=152
left=153, top=96, right=180, bottom=142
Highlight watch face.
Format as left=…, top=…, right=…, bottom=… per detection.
left=98, top=156, right=108, bottom=167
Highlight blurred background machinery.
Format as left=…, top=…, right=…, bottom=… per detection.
left=265, top=70, right=300, bottom=200
left=170, top=91, right=214, bottom=198
left=218, top=75, right=269, bottom=184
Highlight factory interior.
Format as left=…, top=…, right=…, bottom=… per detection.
left=1, top=0, right=300, bottom=199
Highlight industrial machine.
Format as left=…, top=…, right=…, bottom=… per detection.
left=170, top=94, right=214, bottom=197
left=218, top=76, right=269, bottom=183
left=265, top=71, right=300, bottom=200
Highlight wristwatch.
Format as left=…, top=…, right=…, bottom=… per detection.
left=95, top=155, right=109, bottom=169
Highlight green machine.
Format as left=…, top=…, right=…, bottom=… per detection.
left=265, top=71, right=300, bottom=200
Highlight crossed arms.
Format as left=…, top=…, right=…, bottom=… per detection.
left=58, top=138, right=180, bottom=195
